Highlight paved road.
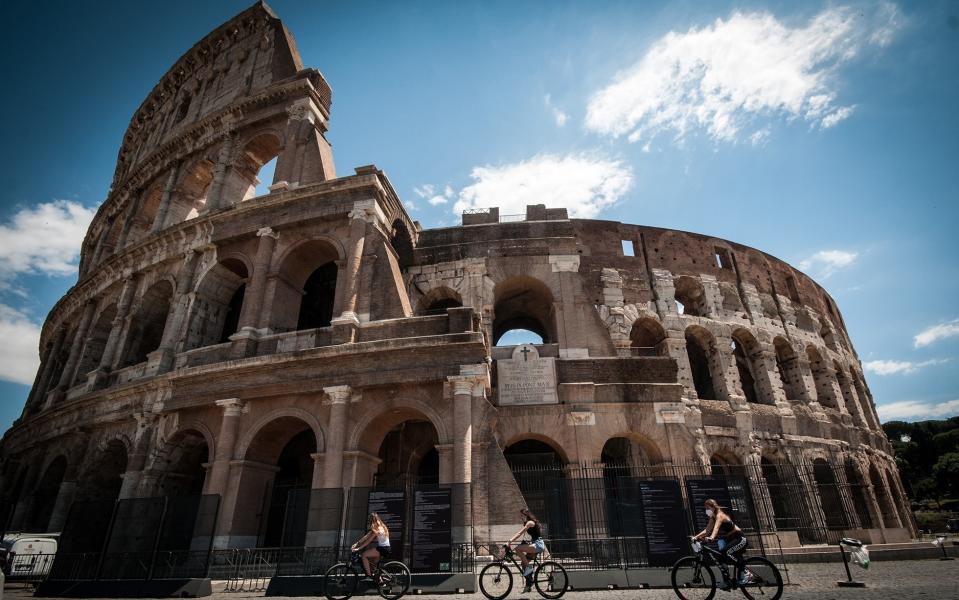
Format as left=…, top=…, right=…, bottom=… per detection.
left=5, top=559, right=959, bottom=599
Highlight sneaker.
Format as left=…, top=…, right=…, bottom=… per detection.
left=522, top=583, right=533, bottom=593
left=738, top=570, right=754, bottom=585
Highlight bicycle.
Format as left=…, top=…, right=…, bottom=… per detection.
left=479, top=542, right=568, bottom=600
left=324, top=550, right=411, bottom=600
left=671, top=537, right=783, bottom=600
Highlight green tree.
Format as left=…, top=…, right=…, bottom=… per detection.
left=932, top=452, right=959, bottom=498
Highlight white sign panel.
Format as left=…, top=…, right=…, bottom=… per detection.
left=497, top=344, right=559, bottom=406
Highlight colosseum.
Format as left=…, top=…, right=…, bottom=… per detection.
left=0, top=1, right=914, bottom=565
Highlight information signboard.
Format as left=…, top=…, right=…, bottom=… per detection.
left=637, top=479, right=689, bottom=567
left=411, top=488, right=453, bottom=572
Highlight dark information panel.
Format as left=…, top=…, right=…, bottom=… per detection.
left=685, top=478, right=733, bottom=533
left=637, top=479, right=689, bottom=567
left=368, top=490, right=405, bottom=555
left=411, top=488, right=452, bottom=572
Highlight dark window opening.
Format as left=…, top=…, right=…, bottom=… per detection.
left=714, top=247, right=733, bottom=270
left=219, top=284, right=246, bottom=343
left=785, top=276, right=800, bottom=302
left=297, top=262, right=337, bottom=330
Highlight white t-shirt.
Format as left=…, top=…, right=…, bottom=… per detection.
left=377, top=532, right=390, bottom=547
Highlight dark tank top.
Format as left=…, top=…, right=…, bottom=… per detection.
left=528, top=520, right=542, bottom=540
left=718, top=517, right=738, bottom=539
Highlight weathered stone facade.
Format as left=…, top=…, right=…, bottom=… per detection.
left=0, top=3, right=913, bottom=548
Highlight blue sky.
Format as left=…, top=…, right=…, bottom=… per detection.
left=1, top=0, right=957, bottom=434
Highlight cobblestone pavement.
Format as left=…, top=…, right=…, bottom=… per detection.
left=5, top=559, right=959, bottom=599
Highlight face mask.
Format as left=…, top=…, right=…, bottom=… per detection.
left=706, top=509, right=714, bottom=518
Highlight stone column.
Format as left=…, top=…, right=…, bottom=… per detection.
left=205, top=133, right=236, bottom=212
left=331, top=203, right=376, bottom=342
left=310, top=453, right=325, bottom=489
left=231, top=228, right=279, bottom=358
left=205, top=399, right=246, bottom=499
left=93, top=275, right=138, bottom=385
left=46, top=480, right=78, bottom=532
left=743, top=450, right=777, bottom=531
left=665, top=334, right=697, bottom=403
left=714, top=334, right=747, bottom=409
left=151, top=162, right=181, bottom=233
left=448, top=377, right=474, bottom=484
left=9, top=466, right=41, bottom=530
left=89, top=221, right=114, bottom=267
left=118, top=412, right=158, bottom=499
left=154, top=250, right=201, bottom=373
left=24, top=330, right=67, bottom=415
left=50, top=301, right=97, bottom=401
left=322, top=386, right=352, bottom=489
left=330, top=259, right=348, bottom=316
left=753, top=344, right=790, bottom=411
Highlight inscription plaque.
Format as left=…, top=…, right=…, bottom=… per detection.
left=497, top=344, right=558, bottom=405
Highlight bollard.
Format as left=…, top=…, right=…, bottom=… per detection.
left=935, top=536, right=954, bottom=561
left=836, top=538, right=866, bottom=588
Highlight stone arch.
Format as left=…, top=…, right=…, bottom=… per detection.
left=236, top=407, right=327, bottom=461
left=125, top=176, right=165, bottom=246
left=270, top=238, right=342, bottom=333
left=684, top=325, right=722, bottom=400
left=812, top=458, right=847, bottom=529
left=710, top=450, right=743, bottom=476
left=773, top=337, right=806, bottom=402
left=833, top=362, right=865, bottom=426
left=674, top=275, right=709, bottom=317
left=492, top=276, right=556, bottom=345
left=227, top=131, right=283, bottom=202
left=850, top=370, right=879, bottom=429
left=74, top=302, right=118, bottom=385
left=373, top=419, right=440, bottom=488
left=153, top=427, right=210, bottom=498
left=886, top=466, right=913, bottom=532
left=166, top=155, right=215, bottom=225
left=806, top=346, right=838, bottom=409
left=29, top=455, right=68, bottom=532
left=598, top=433, right=663, bottom=467
left=390, top=219, right=414, bottom=271
left=731, top=328, right=766, bottom=405
left=96, top=216, right=124, bottom=265
left=629, top=317, right=668, bottom=356
left=503, top=436, right=573, bottom=538
left=350, top=398, right=451, bottom=455
left=76, top=438, right=128, bottom=502
left=843, top=459, right=873, bottom=528
left=820, top=318, right=839, bottom=351
left=760, top=455, right=808, bottom=539
left=502, top=434, right=570, bottom=466
left=869, top=463, right=897, bottom=528
left=122, top=279, right=174, bottom=367
left=186, top=257, right=249, bottom=350
left=417, top=286, right=463, bottom=315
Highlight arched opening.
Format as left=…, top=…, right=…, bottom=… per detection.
left=820, top=319, right=838, bottom=351
left=374, top=420, right=439, bottom=488
left=271, top=240, right=340, bottom=333
left=417, top=287, right=463, bottom=316
left=807, top=347, right=838, bottom=409
left=492, top=277, right=556, bottom=345
left=869, top=464, right=897, bottom=528
left=887, top=469, right=912, bottom=531
left=227, top=134, right=282, bottom=203
left=496, top=329, right=544, bottom=346
left=74, top=304, right=117, bottom=385
left=834, top=363, right=865, bottom=425
left=851, top=372, right=879, bottom=430
left=773, top=338, right=805, bottom=401
left=155, top=429, right=209, bottom=498
left=730, top=331, right=763, bottom=404
left=96, top=217, right=124, bottom=265
left=602, top=436, right=657, bottom=536
left=297, top=262, right=338, bottom=330
left=123, top=281, right=173, bottom=367
left=253, top=157, right=277, bottom=197
left=77, top=440, right=128, bottom=503
left=186, top=259, right=248, bottom=350
left=241, top=417, right=317, bottom=548
left=166, top=157, right=214, bottom=225
left=29, top=456, right=67, bottom=532
left=812, top=459, right=846, bottom=529
left=843, top=460, right=873, bottom=529
left=685, top=326, right=718, bottom=400
left=390, top=220, right=414, bottom=271
left=674, top=276, right=708, bottom=317
left=629, top=317, right=668, bottom=357
left=504, top=438, right=571, bottom=540
left=760, top=458, right=808, bottom=540
left=710, top=453, right=744, bottom=477
left=125, top=179, right=164, bottom=246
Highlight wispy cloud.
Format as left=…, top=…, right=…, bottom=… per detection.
left=451, top=153, right=633, bottom=219
left=914, top=319, right=959, bottom=348
left=585, top=4, right=901, bottom=145
left=544, top=94, right=569, bottom=127
left=864, top=358, right=950, bottom=376
left=798, top=249, right=858, bottom=278
left=0, top=200, right=95, bottom=282
left=0, top=304, right=41, bottom=386
left=877, top=398, right=959, bottom=422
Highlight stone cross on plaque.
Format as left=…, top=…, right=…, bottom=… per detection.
left=496, top=344, right=559, bottom=406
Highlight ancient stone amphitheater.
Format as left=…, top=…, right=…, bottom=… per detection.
left=0, top=2, right=913, bottom=550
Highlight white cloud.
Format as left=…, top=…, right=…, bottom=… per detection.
left=0, top=304, right=41, bottom=386
left=585, top=4, right=900, bottom=145
left=0, top=200, right=96, bottom=281
left=863, top=358, right=950, bottom=376
left=428, top=195, right=448, bottom=206
left=877, top=398, right=959, bottom=422
left=544, top=94, right=569, bottom=127
left=914, top=319, right=959, bottom=348
left=798, top=249, right=858, bottom=278
left=749, top=128, right=771, bottom=146
left=412, top=184, right=435, bottom=199
left=452, top=153, right=634, bottom=219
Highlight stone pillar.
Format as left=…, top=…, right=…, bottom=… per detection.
left=665, top=334, right=697, bottom=403
left=9, top=466, right=41, bottom=530
left=332, top=203, right=377, bottom=342
left=46, top=480, right=78, bottom=532
left=743, top=450, right=777, bottom=531
left=89, top=221, right=113, bottom=267
left=205, top=399, right=246, bottom=499
left=118, top=412, right=158, bottom=499
left=93, top=275, right=138, bottom=385
left=714, top=335, right=747, bottom=409
left=322, top=386, right=352, bottom=489
left=448, top=377, right=474, bottom=484
left=205, top=133, right=236, bottom=212
left=310, top=453, right=325, bottom=490
left=151, top=162, right=181, bottom=233
left=50, top=301, right=97, bottom=401
left=435, top=444, right=454, bottom=485
left=154, top=250, right=201, bottom=373
left=753, top=344, right=790, bottom=412
left=24, top=330, right=67, bottom=415
left=330, top=259, right=348, bottom=316
left=231, top=228, right=279, bottom=357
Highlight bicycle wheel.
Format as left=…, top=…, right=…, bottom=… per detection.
left=479, top=561, right=513, bottom=600
left=736, top=557, right=783, bottom=600
left=377, top=561, right=411, bottom=600
left=533, top=561, right=568, bottom=599
left=671, top=556, right=716, bottom=600
left=324, top=562, right=359, bottom=600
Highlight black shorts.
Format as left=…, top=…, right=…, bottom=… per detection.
left=376, top=545, right=391, bottom=558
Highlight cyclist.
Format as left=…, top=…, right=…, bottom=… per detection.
left=350, top=512, right=391, bottom=581
left=693, top=499, right=749, bottom=588
left=506, top=508, right=546, bottom=593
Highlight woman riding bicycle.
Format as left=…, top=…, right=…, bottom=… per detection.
left=506, top=508, right=546, bottom=593
left=693, top=499, right=750, bottom=586
left=350, top=512, right=391, bottom=580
